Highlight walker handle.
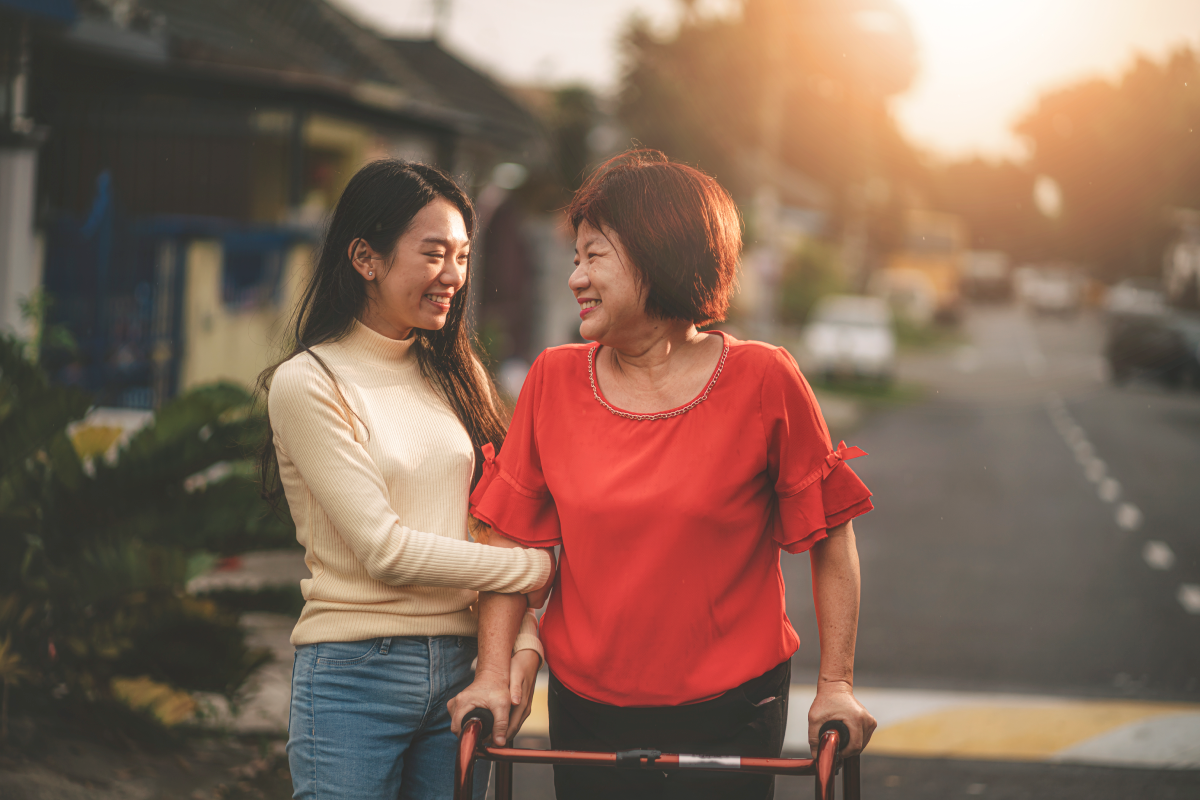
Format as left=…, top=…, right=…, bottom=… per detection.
left=818, top=719, right=850, bottom=753
left=462, top=707, right=495, bottom=739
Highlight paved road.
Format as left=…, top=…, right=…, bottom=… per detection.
left=788, top=304, right=1200, bottom=699
left=777, top=304, right=1200, bottom=798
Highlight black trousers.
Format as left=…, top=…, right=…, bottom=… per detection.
left=547, top=660, right=790, bottom=800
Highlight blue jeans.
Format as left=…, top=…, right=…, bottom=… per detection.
left=287, top=635, right=490, bottom=800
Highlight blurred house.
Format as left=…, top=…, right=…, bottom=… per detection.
left=0, top=0, right=77, bottom=344
left=1, top=0, right=546, bottom=408
left=873, top=209, right=967, bottom=324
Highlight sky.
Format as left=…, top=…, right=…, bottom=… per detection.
left=336, top=0, right=1200, bottom=160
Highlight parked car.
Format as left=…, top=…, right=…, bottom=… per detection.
left=1106, top=310, right=1200, bottom=388
left=1106, top=277, right=1166, bottom=318
left=1019, top=266, right=1085, bottom=315
left=962, top=250, right=1011, bottom=303
left=802, top=295, right=896, bottom=383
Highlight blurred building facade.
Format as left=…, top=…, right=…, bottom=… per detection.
left=1, top=0, right=547, bottom=408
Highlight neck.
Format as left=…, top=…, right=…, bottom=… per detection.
left=608, top=320, right=704, bottom=379
left=358, top=306, right=413, bottom=341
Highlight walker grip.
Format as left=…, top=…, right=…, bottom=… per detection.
left=818, top=719, right=851, bottom=753
left=462, top=707, right=495, bottom=739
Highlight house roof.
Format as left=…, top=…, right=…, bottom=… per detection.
left=388, top=38, right=546, bottom=149
left=1, top=0, right=77, bottom=23
left=60, top=0, right=541, bottom=146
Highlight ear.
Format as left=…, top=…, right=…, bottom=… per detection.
left=348, top=238, right=380, bottom=281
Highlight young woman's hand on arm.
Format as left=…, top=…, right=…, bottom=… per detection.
left=807, top=519, right=877, bottom=757
left=448, top=529, right=555, bottom=745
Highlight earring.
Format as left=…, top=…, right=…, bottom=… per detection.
left=367, top=271, right=374, bottom=278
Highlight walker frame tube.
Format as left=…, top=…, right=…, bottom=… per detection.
left=454, top=710, right=860, bottom=800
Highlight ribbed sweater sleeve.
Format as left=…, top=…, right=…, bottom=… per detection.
left=269, top=355, right=551, bottom=594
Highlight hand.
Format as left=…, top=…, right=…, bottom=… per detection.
left=507, top=649, right=541, bottom=739
left=526, top=548, right=557, bottom=610
left=448, top=668, right=513, bottom=746
left=807, top=681, right=876, bottom=757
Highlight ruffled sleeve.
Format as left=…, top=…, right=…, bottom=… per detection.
left=761, top=348, right=874, bottom=554
left=469, top=353, right=563, bottom=547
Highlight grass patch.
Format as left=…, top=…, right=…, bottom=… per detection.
left=810, top=378, right=926, bottom=406
left=893, top=318, right=966, bottom=350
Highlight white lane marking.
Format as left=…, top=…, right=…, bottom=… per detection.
left=1178, top=584, right=1200, bottom=615
left=1098, top=478, right=1121, bottom=503
left=1116, top=503, right=1143, bottom=531
left=679, top=754, right=741, bottom=768
left=967, top=785, right=987, bottom=796
left=1051, top=712, right=1200, bottom=769
left=1084, top=458, right=1106, bottom=483
left=1143, top=541, right=1176, bottom=571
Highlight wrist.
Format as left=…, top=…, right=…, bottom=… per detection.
left=816, top=677, right=854, bottom=694
left=512, top=649, right=540, bottom=667
left=475, top=666, right=510, bottom=684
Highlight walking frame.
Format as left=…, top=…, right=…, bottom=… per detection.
left=453, top=708, right=861, bottom=800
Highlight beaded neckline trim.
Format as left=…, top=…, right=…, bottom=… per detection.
left=587, top=337, right=730, bottom=421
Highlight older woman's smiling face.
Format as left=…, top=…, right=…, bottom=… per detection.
left=568, top=222, right=647, bottom=345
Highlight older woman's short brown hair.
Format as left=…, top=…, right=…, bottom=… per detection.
left=567, top=149, right=741, bottom=326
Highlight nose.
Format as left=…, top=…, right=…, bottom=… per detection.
left=568, top=261, right=589, bottom=293
left=440, top=256, right=467, bottom=288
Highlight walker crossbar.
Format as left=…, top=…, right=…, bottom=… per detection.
left=454, top=709, right=861, bottom=800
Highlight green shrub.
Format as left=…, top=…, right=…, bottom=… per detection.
left=778, top=241, right=846, bottom=325
left=0, top=334, right=292, bottom=735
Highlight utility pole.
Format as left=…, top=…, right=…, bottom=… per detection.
left=431, top=0, right=451, bottom=41
left=750, top=0, right=787, bottom=343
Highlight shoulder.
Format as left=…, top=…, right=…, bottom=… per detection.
left=269, top=350, right=340, bottom=410
left=531, top=342, right=593, bottom=377
left=540, top=342, right=593, bottom=361
left=720, top=334, right=801, bottom=380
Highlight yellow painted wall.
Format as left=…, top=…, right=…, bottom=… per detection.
left=179, top=240, right=311, bottom=391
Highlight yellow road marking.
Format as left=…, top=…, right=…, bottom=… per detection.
left=516, top=683, right=1200, bottom=766
left=517, top=683, right=550, bottom=738
left=867, top=702, right=1198, bottom=760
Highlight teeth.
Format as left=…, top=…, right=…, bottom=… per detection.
left=581, top=300, right=600, bottom=309
left=425, top=295, right=451, bottom=304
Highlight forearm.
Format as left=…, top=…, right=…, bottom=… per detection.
left=476, top=591, right=527, bottom=679
left=809, top=520, right=861, bottom=688
left=366, top=525, right=550, bottom=592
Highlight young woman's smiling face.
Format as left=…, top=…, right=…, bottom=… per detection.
left=568, top=222, right=648, bottom=345
left=352, top=197, right=470, bottom=339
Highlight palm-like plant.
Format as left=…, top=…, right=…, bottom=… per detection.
left=0, top=334, right=294, bottom=730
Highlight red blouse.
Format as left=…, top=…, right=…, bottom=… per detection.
left=469, top=332, right=873, bottom=707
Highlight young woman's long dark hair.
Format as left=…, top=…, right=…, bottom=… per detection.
left=256, top=159, right=506, bottom=507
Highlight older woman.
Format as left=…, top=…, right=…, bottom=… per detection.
left=452, top=150, right=877, bottom=800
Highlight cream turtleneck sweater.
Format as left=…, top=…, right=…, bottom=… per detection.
left=268, top=321, right=549, bottom=652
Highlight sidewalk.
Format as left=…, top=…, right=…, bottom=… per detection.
left=510, top=679, right=1200, bottom=770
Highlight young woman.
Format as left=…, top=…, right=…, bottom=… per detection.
left=258, top=160, right=552, bottom=800
left=451, top=150, right=877, bottom=799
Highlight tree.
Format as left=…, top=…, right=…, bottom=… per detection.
left=1014, top=48, right=1200, bottom=278
left=928, top=158, right=1055, bottom=262
left=617, top=0, right=919, bottom=207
